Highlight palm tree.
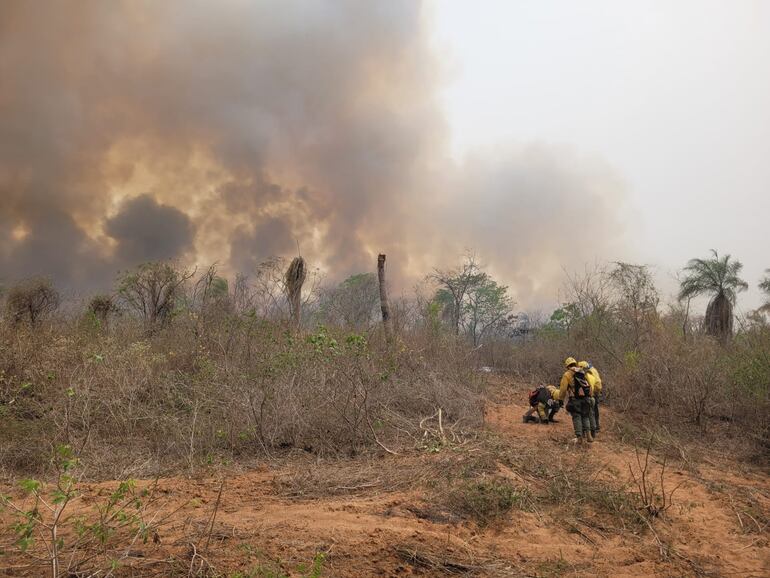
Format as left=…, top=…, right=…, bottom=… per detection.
left=678, top=250, right=748, bottom=342
left=760, top=269, right=770, bottom=313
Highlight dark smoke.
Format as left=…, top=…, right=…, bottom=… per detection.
left=230, top=218, right=296, bottom=275
left=0, top=1, right=627, bottom=307
left=105, top=195, right=195, bottom=265
left=0, top=208, right=108, bottom=289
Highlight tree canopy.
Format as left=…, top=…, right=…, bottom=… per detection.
left=678, top=250, right=748, bottom=304
left=429, top=255, right=514, bottom=345
left=759, top=269, right=770, bottom=313
left=678, top=250, right=747, bottom=341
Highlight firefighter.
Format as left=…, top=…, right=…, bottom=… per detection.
left=578, top=360, right=602, bottom=436
left=523, top=385, right=560, bottom=424
left=558, top=357, right=593, bottom=445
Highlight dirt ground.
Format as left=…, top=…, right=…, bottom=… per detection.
left=2, top=376, right=769, bottom=577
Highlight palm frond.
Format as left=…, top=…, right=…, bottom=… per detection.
left=759, top=269, right=770, bottom=312
left=758, top=269, right=770, bottom=294
left=678, top=250, right=747, bottom=305
left=678, top=251, right=747, bottom=341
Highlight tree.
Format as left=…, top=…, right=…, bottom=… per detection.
left=429, top=254, right=514, bottom=344
left=678, top=250, right=748, bottom=342
left=5, top=277, right=60, bottom=325
left=319, top=273, right=379, bottom=329
left=609, top=262, right=660, bottom=349
left=759, top=269, right=770, bottom=314
left=193, top=264, right=229, bottom=304
left=462, top=276, right=514, bottom=346
left=241, top=257, right=320, bottom=320
left=377, top=254, right=393, bottom=339
left=117, top=262, right=193, bottom=328
left=87, top=294, right=120, bottom=328
left=429, top=254, right=486, bottom=335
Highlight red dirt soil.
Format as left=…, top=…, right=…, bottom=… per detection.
left=2, top=377, right=768, bottom=577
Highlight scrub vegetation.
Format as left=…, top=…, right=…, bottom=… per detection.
left=494, top=255, right=770, bottom=464
left=1, top=252, right=768, bottom=576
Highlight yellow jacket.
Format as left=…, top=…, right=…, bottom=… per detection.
left=536, top=386, right=560, bottom=421
left=557, top=369, right=575, bottom=401
left=577, top=361, right=603, bottom=396
left=589, top=367, right=602, bottom=394
left=585, top=371, right=598, bottom=397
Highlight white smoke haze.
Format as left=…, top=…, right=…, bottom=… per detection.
left=0, top=0, right=630, bottom=308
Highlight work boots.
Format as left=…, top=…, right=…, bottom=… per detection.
left=585, top=431, right=594, bottom=443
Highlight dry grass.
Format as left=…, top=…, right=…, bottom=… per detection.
left=0, top=313, right=483, bottom=481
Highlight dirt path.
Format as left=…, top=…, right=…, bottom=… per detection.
left=486, top=387, right=770, bottom=577
left=2, top=378, right=768, bottom=577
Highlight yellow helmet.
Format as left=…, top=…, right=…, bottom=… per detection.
left=577, top=361, right=589, bottom=368
left=564, top=357, right=577, bottom=368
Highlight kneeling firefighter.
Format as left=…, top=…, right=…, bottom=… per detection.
left=522, top=385, right=560, bottom=424
left=558, top=357, right=593, bottom=445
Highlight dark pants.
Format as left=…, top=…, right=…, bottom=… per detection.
left=593, top=396, right=601, bottom=431
left=547, top=405, right=560, bottom=421
left=568, top=397, right=591, bottom=437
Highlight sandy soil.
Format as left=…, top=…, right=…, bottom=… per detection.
left=2, top=377, right=768, bottom=577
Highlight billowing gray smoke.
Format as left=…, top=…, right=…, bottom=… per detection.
left=105, top=195, right=194, bottom=265
left=0, top=0, right=627, bottom=306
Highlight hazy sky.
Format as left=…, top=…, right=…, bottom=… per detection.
left=432, top=0, right=770, bottom=310
left=0, top=1, right=767, bottom=314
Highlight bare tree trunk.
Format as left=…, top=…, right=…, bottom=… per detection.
left=453, top=300, right=461, bottom=336
left=377, top=254, right=393, bottom=340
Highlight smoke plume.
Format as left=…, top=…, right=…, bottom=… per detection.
left=0, top=0, right=627, bottom=307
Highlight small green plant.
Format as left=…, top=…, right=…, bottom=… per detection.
left=536, top=556, right=572, bottom=577
left=228, top=550, right=326, bottom=578
left=0, top=446, right=164, bottom=577
left=298, top=551, right=326, bottom=578
left=446, top=477, right=530, bottom=527
left=0, top=445, right=78, bottom=575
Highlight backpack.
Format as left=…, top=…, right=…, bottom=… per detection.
left=528, top=388, right=541, bottom=407
left=572, top=369, right=591, bottom=398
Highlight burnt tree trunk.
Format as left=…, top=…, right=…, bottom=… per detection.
left=377, top=254, right=393, bottom=340
left=705, top=292, right=733, bottom=344
left=285, top=257, right=306, bottom=329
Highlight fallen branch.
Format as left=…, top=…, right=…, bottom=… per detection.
left=204, top=479, right=225, bottom=554
left=366, top=413, right=399, bottom=455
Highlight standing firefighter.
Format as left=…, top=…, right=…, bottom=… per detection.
left=578, top=360, right=602, bottom=438
left=558, top=357, right=593, bottom=445
left=523, top=385, right=560, bottom=424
